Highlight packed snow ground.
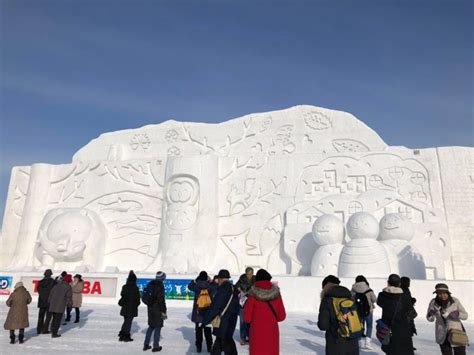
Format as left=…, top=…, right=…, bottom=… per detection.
left=0, top=303, right=472, bottom=354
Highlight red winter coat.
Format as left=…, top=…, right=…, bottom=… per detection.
left=244, top=281, right=286, bottom=355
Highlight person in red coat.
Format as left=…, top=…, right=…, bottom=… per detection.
left=243, top=269, right=286, bottom=355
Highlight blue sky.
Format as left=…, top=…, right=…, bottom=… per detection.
left=0, top=0, right=472, bottom=223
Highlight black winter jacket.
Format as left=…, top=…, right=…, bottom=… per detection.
left=37, top=276, right=55, bottom=308
left=145, top=280, right=167, bottom=328
left=202, top=281, right=239, bottom=339
left=377, top=287, right=415, bottom=355
left=188, top=279, right=217, bottom=324
left=119, top=281, right=141, bottom=318
left=317, top=285, right=359, bottom=355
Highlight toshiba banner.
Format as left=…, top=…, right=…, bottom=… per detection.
left=21, top=276, right=117, bottom=298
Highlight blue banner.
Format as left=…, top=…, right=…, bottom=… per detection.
left=137, top=278, right=194, bottom=300
left=0, top=276, right=13, bottom=295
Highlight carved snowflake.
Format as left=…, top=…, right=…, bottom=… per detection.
left=165, top=129, right=179, bottom=143
left=167, top=146, right=181, bottom=156
left=303, top=111, right=332, bottom=130
left=130, top=134, right=151, bottom=150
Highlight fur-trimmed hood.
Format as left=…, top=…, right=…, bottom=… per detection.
left=382, top=286, right=404, bottom=294
left=249, top=282, right=281, bottom=301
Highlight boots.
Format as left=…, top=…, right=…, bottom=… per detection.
left=123, top=333, right=134, bottom=342
left=118, top=331, right=125, bottom=342
left=10, top=334, right=15, bottom=344
left=363, top=337, right=373, bottom=350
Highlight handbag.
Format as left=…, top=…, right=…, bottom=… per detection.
left=211, top=291, right=234, bottom=329
left=448, top=328, right=469, bottom=346
left=376, top=297, right=401, bottom=346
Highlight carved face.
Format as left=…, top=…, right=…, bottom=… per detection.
left=346, top=212, right=379, bottom=240
left=312, top=214, right=344, bottom=245
left=379, top=213, right=414, bottom=241
left=41, top=211, right=92, bottom=260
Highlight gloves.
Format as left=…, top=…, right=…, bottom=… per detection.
left=427, top=309, right=438, bottom=317
left=161, top=313, right=168, bottom=320
left=447, top=311, right=459, bottom=320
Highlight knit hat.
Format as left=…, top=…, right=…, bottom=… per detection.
left=61, top=271, right=67, bottom=277
left=156, top=271, right=167, bottom=281
left=73, top=274, right=82, bottom=280
left=322, top=275, right=340, bottom=288
left=197, top=271, right=208, bottom=281
left=255, top=269, right=272, bottom=282
left=14, top=282, right=23, bottom=289
left=217, top=269, right=231, bottom=279
left=433, top=283, right=450, bottom=294
left=44, top=269, right=53, bottom=277
left=63, top=274, right=73, bottom=283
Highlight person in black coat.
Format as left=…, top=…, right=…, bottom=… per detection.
left=188, top=271, right=216, bottom=353
left=143, top=271, right=167, bottom=352
left=401, top=276, right=417, bottom=351
left=377, top=274, right=415, bottom=355
left=202, top=269, right=239, bottom=355
left=37, top=269, right=55, bottom=334
left=317, top=275, right=359, bottom=355
left=118, top=270, right=141, bottom=342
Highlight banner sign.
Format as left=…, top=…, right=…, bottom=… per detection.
left=137, top=278, right=194, bottom=300
left=21, top=276, right=118, bottom=298
left=0, top=276, right=13, bottom=295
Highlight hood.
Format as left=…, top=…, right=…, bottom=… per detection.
left=249, top=281, right=280, bottom=301
left=382, top=286, right=404, bottom=294
left=323, top=285, right=352, bottom=299
left=352, top=281, right=370, bottom=294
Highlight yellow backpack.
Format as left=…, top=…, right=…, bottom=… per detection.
left=196, top=289, right=212, bottom=313
left=332, top=297, right=364, bottom=339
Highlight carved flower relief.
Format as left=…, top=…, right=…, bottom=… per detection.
left=303, top=111, right=332, bottom=130
left=130, top=133, right=151, bottom=151
left=167, top=146, right=181, bottom=156
left=165, top=129, right=179, bottom=143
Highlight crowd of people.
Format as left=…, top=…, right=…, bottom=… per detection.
left=4, top=269, right=83, bottom=343
left=3, top=267, right=470, bottom=355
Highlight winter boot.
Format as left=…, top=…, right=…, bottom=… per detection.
left=18, top=334, right=24, bottom=344
left=123, top=333, right=134, bottom=342
left=364, top=337, right=373, bottom=350
left=152, top=346, right=162, bottom=352
left=143, top=345, right=152, bottom=351
left=9, top=334, right=15, bottom=344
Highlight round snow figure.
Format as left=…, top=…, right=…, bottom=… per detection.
left=379, top=213, right=414, bottom=241
left=346, top=212, right=379, bottom=240
left=379, top=213, right=426, bottom=279
left=338, top=212, right=390, bottom=278
left=310, top=214, right=344, bottom=276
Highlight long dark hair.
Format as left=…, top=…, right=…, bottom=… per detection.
left=434, top=293, right=454, bottom=308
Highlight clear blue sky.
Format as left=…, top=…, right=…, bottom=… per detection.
left=0, top=0, right=472, bottom=223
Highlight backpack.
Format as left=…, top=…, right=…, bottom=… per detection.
left=196, top=289, right=212, bottom=313
left=141, top=285, right=155, bottom=306
left=332, top=297, right=364, bottom=339
left=354, top=290, right=371, bottom=318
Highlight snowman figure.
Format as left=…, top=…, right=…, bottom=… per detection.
left=379, top=213, right=426, bottom=279
left=310, top=214, right=344, bottom=276
left=338, top=212, right=390, bottom=278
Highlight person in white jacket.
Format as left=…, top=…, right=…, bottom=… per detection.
left=426, top=283, right=468, bottom=355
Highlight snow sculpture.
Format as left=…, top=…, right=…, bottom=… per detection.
left=35, top=208, right=106, bottom=272
left=310, top=214, right=344, bottom=276
left=338, top=212, right=390, bottom=277
left=379, top=213, right=426, bottom=279
left=0, top=105, right=472, bottom=280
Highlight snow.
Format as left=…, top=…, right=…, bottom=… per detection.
left=1, top=303, right=472, bottom=354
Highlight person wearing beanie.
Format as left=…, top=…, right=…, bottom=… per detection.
left=244, top=269, right=286, bottom=355
left=318, top=275, right=358, bottom=354
left=4, top=282, right=32, bottom=344
left=351, top=275, right=377, bottom=350
left=427, top=283, right=468, bottom=354
left=377, top=274, right=415, bottom=355
left=235, top=266, right=256, bottom=345
left=37, top=269, right=55, bottom=334
left=118, top=270, right=141, bottom=342
left=142, top=271, right=167, bottom=352
left=69, top=274, right=84, bottom=323
left=188, top=271, right=215, bottom=353
left=45, top=273, right=72, bottom=338
left=202, top=269, right=239, bottom=354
